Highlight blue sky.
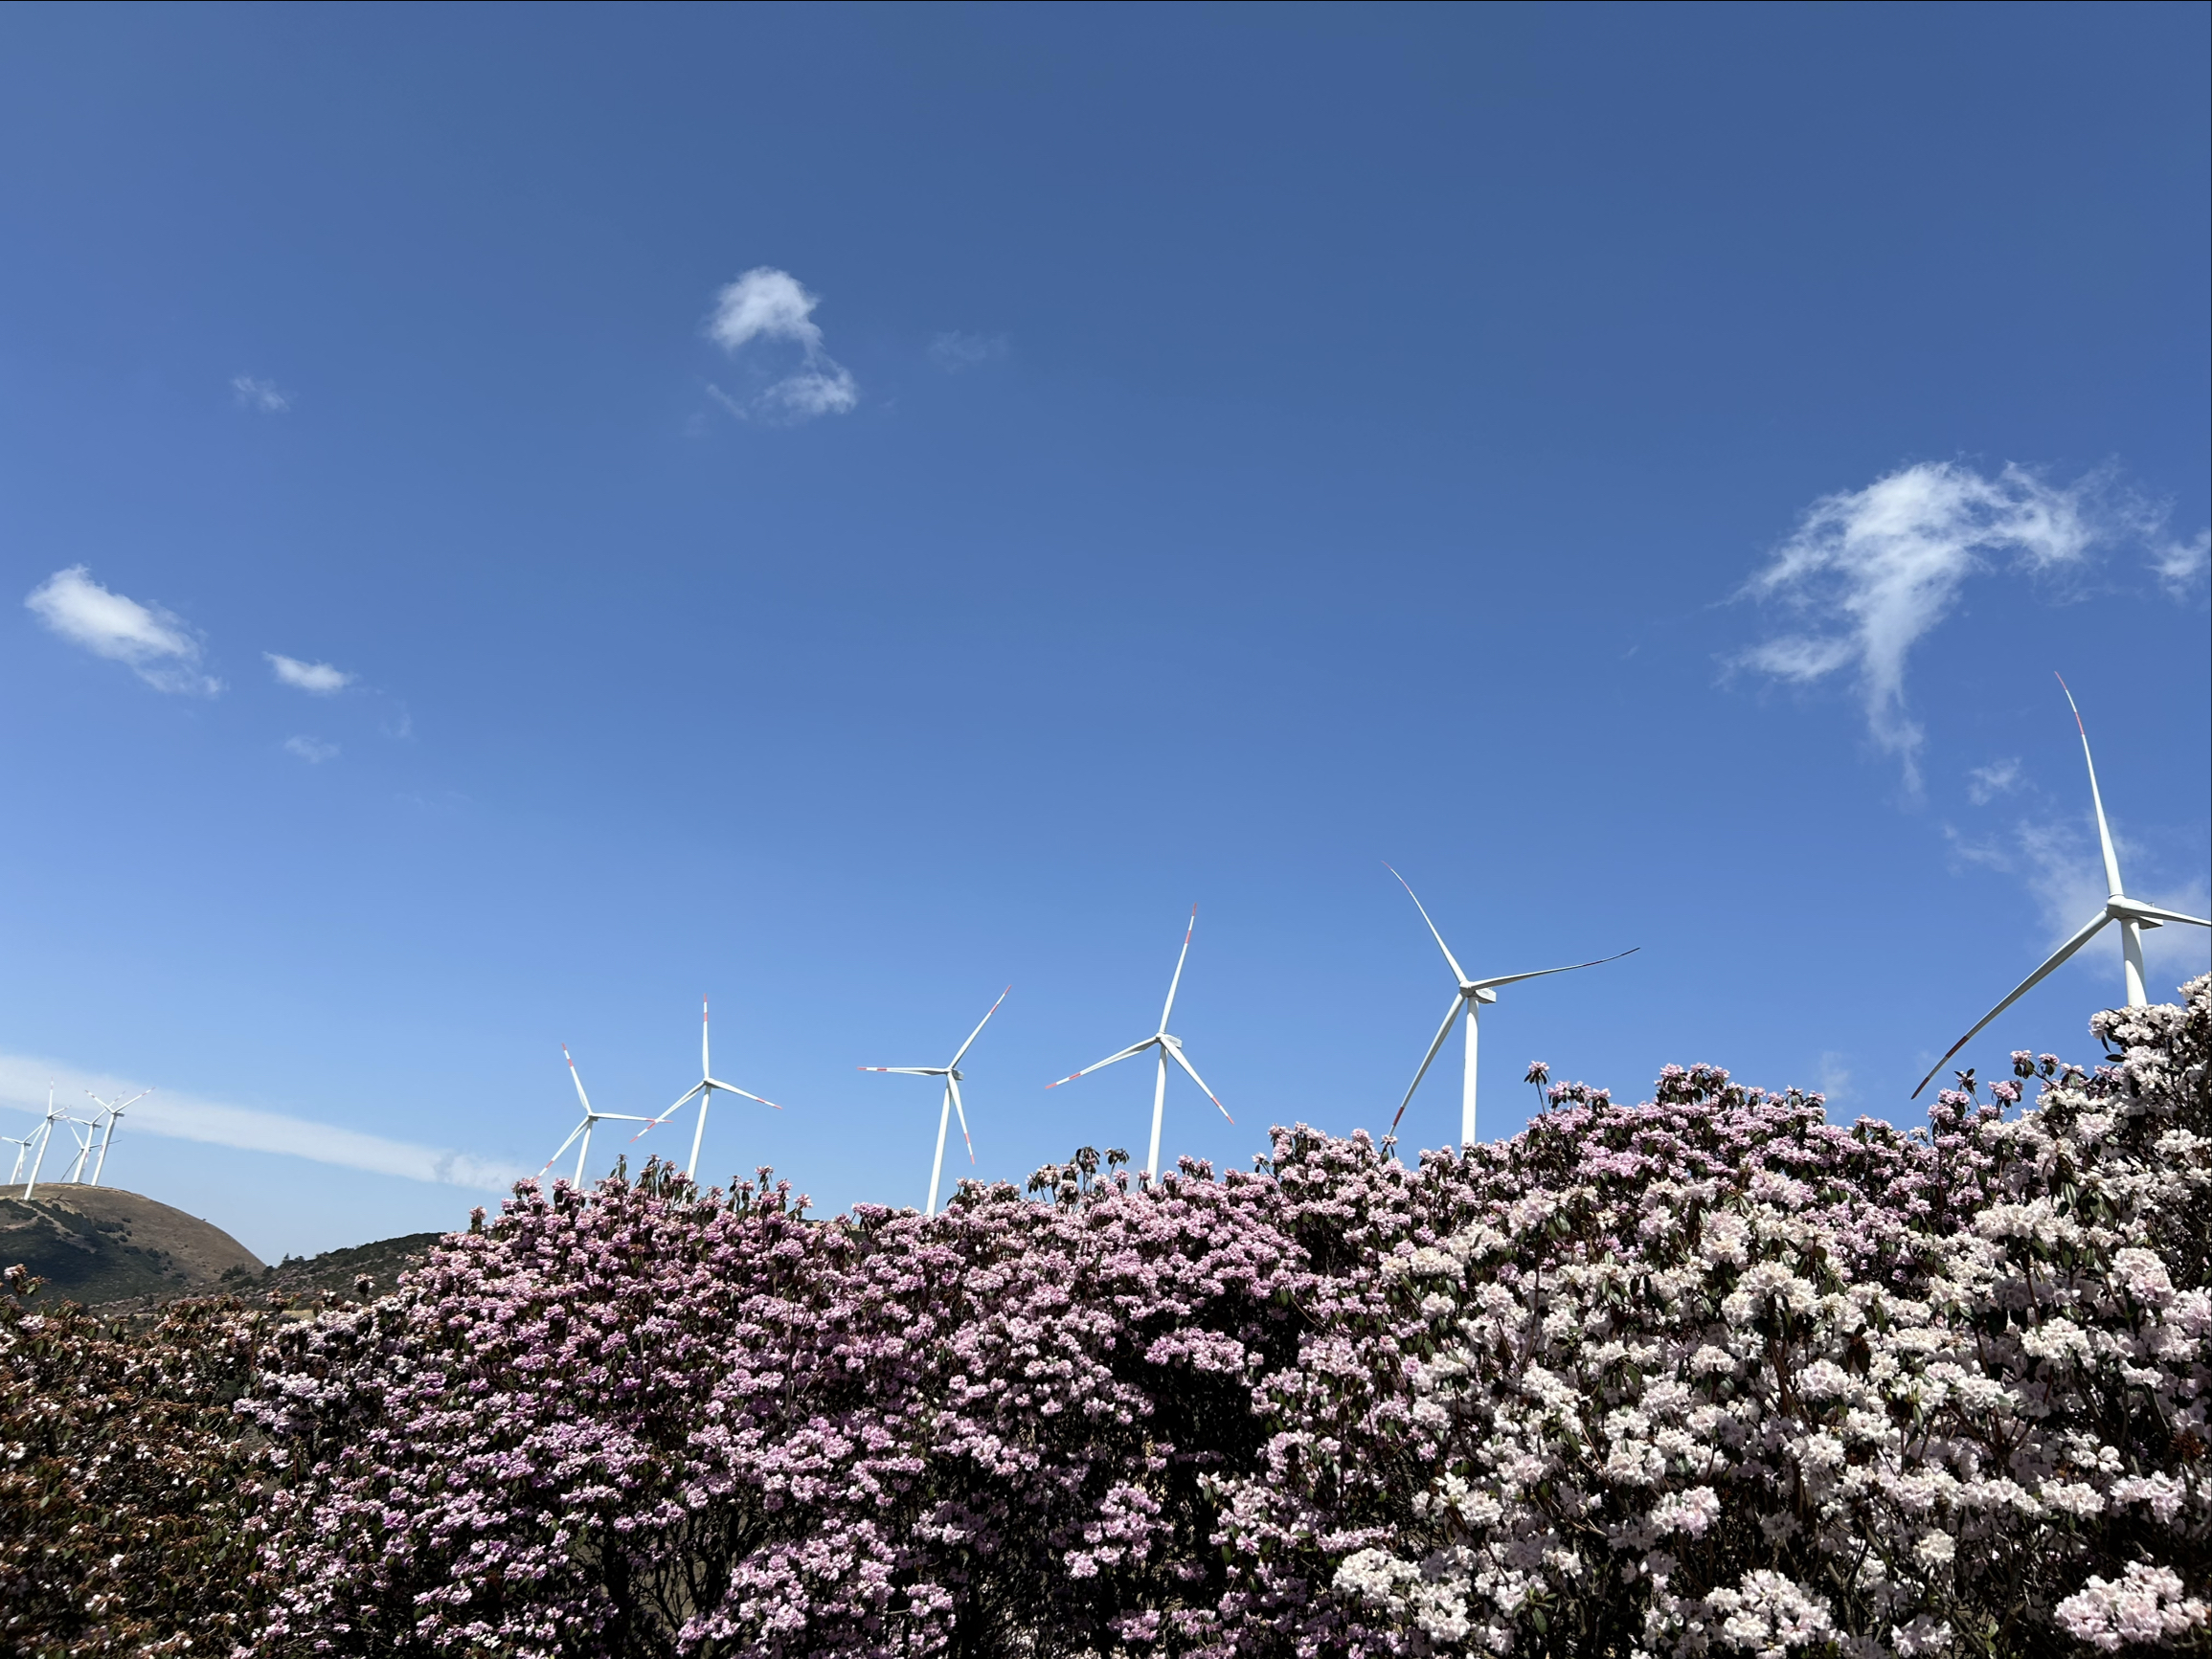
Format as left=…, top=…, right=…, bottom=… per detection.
left=2, top=3, right=2205, bottom=1261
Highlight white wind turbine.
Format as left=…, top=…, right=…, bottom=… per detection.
left=1387, top=864, right=1637, bottom=1147
left=82, top=1087, right=149, bottom=1187
left=859, top=985, right=1009, bottom=1215
left=630, top=998, right=784, bottom=1180
left=1911, top=676, right=2211, bottom=1099
left=20, top=1083, right=65, bottom=1199
left=3, top=1130, right=33, bottom=1187
left=58, top=1114, right=100, bottom=1184
left=538, top=1047, right=652, bottom=1189
left=1048, top=907, right=1232, bottom=1180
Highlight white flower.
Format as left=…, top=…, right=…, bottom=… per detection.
left=2055, top=1561, right=2210, bottom=1650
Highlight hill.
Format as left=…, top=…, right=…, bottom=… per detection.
left=0, top=1183, right=263, bottom=1306
left=234, top=1230, right=447, bottom=1301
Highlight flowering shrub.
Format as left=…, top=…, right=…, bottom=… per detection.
left=7, top=980, right=2205, bottom=1655
left=1230, top=981, right=2212, bottom=1657
left=0, top=1272, right=268, bottom=1655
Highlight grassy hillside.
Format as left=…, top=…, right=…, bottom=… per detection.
left=0, top=1185, right=261, bottom=1306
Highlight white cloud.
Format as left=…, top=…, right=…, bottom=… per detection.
left=2154, top=528, right=2209, bottom=596
left=265, top=651, right=353, bottom=694
left=0, top=1052, right=526, bottom=1191
left=283, top=735, right=338, bottom=763
left=231, top=374, right=291, bottom=413
left=929, top=330, right=1009, bottom=371
left=1966, top=757, right=2023, bottom=805
left=1737, top=462, right=2102, bottom=787
left=705, top=267, right=858, bottom=422
left=24, top=566, right=221, bottom=696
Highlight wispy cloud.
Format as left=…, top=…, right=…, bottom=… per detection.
left=0, top=1053, right=527, bottom=1191
left=283, top=735, right=338, bottom=764
left=24, top=566, right=221, bottom=696
left=2154, top=528, right=2209, bottom=597
left=928, top=330, right=1009, bottom=372
left=265, top=652, right=353, bottom=694
left=231, top=374, right=291, bottom=413
left=705, top=267, right=857, bottom=422
left=1966, top=757, right=2023, bottom=805
left=1737, top=462, right=2109, bottom=787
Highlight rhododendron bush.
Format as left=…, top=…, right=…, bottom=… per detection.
left=6, top=979, right=2207, bottom=1657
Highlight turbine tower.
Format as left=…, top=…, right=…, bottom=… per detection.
left=1048, top=907, right=1231, bottom=1180
left=632, top=998, right=784, bottom=1180
left=1386, top=864, right=1636, bottom=1147
left=1911, top=676, right=2211, bottom=1098
left=539, top=1047, right=652, bottom=1189
left=83, top=1087, right=149, bottom=1187
left=859, top=985, right=1009, bottom=1215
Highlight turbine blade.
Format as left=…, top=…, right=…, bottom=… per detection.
left=1046, top=1039, right=1155, bottom=1088
left=563, top=1044, right=593, bottom=1114
left=1164, top=1042, right=1232, bottom=1124
left=948, top=1075, right=975, bottom=1164
left=1160, top=908, right=1197, bottom=1031
left=949, top=985, right=1011, bottom=1068
left=1392, top=994, right=1466, bottom=1132
left=702, top=996, right=711, bottom=1078
left=539, top=1119, right=587, bottom=1177
left=628, top=1082, right=707, bottom=1142
left=859, top=1066, right=943, bottom=1075
left=1466, top=947, right=1641, bottom=993
left=2114, top=900, right=2212, bottom=930
left=1909, top=910, right=2114, bottom=1099
left=2057, top=674, right=2126, bottom=900
left=707, top=1078, right=784, bottom=1110
left=1386, top=863, right=1470, bottom=985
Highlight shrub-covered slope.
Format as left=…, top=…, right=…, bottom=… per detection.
left=4, top=979, right=2207, bottom=1657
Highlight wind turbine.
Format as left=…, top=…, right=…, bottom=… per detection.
left=1386, top=864, right=1637, bottom=1147
left=58, top=1114, right=100, bottom=1184
left=631, top=998, right=784, bottom=1180
left=1048, top=907, right=1231, bottom=1180
left=82, top=1087, right=148, bottom=1187
left=2, top=1132, right=33, bottom=1187
left=859, top=985, right=1009, bottom=1215
left=538, top=1048, right=652, bottom=1189
left=1911, top=676, right=2211, bottom=1098
left=20, top=1083, right=63, bottom=1199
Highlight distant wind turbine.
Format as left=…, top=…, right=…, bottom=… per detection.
left=1048, top=907, right=1231, bottom=1180
left=3, top=1128, right=35, bottom=1187
left=20, top=1083, right=64, bottom=1199
left=1386, top=864, right=1637, bottom=1147
left=1911, top=676, right=2210, bottom=1099
left=859, top=985, right=1009, bottom=1214
left=83, top=1087, right=148, bottom=1187
left=631, top=998, right=784, bottom=1180
left=539, top=1047, right=652, bottom=1189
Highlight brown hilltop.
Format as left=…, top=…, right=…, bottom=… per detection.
left=0, top=1183, right=262, bottom=1306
